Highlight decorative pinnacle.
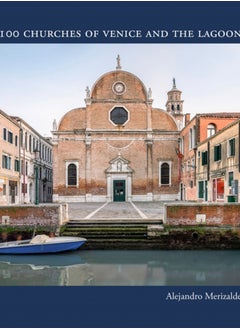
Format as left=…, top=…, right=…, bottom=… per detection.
left=116, top=54, right=122, bottom=70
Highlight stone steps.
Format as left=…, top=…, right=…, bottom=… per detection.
left=62, top=219, right=165, bottom=249
left=67, top=219, right=163, bottom=226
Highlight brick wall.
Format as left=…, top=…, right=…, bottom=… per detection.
left=0, top=204, right=68, bottom=226
left=165, top=203, right=240, bottom=226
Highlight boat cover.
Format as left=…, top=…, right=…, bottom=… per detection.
left=30, top=235, right=51, bottom=244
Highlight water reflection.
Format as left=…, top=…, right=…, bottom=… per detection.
left=0, top=250, right=240, bottom=286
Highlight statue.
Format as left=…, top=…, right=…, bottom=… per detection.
left=52, top=119, right=57, bottom=131
left=117, top=161, right=122, bottom=172
left=148, top=88, right=152, bottom=99
left=85, top=86, right=90, bottom=98
left=116, top=54, right=122, bottom=70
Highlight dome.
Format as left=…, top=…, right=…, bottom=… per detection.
left=152, top=108, right=178, bottom=131
left=58, top=108, right=86, bottom=131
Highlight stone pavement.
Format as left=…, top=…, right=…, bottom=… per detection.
left=68, top=201, right=165, bottom=221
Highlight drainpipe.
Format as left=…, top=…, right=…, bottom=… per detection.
left=207, top=141, right=210, bottom=181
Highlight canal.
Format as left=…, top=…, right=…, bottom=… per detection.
left=0, top=249, right=239, bottom=285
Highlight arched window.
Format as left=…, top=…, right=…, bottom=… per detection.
left=161, top=163, right=170, bottom=185
left=207, top=123, right=216, bottom=138
left=68, top=164, right=77, bottom=186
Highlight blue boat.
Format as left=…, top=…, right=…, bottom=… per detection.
left=0, top=235, right=87, bottom=254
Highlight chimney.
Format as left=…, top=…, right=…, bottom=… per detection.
left=185, top=113, right=191, bottom=125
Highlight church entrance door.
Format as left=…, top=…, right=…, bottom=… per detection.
left=113, top=180, right=125, bottom=202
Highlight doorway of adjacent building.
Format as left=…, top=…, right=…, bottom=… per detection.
left=113, top=180, right=125, bottom=202
left=212, top=178, right=224, bottom=202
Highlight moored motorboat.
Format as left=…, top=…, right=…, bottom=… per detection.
left=0, top=235, right=87, bottom=254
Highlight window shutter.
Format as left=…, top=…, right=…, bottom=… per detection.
left=198, top=181, right=204, bottom=198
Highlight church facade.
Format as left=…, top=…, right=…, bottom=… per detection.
left=52, top=57, right=184, bottom=202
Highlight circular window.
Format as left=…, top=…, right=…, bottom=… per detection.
left=110, top=107, right=128, bottom=125
left=112, top=81, right=126, bottom=95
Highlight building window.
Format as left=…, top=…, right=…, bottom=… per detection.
left=20, top=129, right=23, bottom=147
left=29, top=135, right=32, bottom=153
left=26, top=161, right=28, bottom=176
left=3, top=184, right=6, bottom=195
left=22, top=183, right=27, bottom=194
left=68, top=164, right=77, bottom=186
left=2, top=155, right=11, bottom=170
left=207, top=123, right=216, bottom=138
left=214, top=144, right=222, bottom=161
left=110, top=106, right=129, bottom=125
left=160, top=163, right=170, bottom=185
left=3, top=128, right=7, bottom=141
left=25, top=132, right=28, bottom=150
left=21, top=160, right=24, bottom=175
left=198, top=181, right=204, bottom=199
left=14, top=159, right=20, bottom=172
left=15, top=135, right=18, bottom=147
left=228, top=172, right=234, bottom=187
left=191, top=158, right=195, bottom=169
left=202, top=151, right=208, bottom=165
left=8, top=131, right=13, bottom=144
left=228, top=138, right=235, bottom=157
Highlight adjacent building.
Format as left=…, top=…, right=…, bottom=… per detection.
left=179, top=113, right=240, bottom=201
left=0, top=110, right=20, bottom=205
left=12, top=117, right=53, bottom=204
left=0, top=109, right=53, bottom=205
left=196, top=119, right=240, bottom=203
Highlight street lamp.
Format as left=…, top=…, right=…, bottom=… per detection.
left=34, top=148, right=40, bottom=205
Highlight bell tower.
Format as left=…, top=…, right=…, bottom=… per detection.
left=166, top=78, right=184, bottom=130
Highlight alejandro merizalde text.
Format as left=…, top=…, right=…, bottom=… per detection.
left=166, top=292, right=240, bottom=302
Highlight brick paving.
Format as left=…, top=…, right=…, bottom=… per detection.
left=68, top=201, right=164, bottom=220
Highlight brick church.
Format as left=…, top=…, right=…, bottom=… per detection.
left=52, top=56, right=184, bottom=202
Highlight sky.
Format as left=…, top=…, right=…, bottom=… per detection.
left=1, top=43, right=240, bottom=136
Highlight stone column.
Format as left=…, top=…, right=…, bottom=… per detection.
left=107, top=175, right=112, bottom=201
left=127, top=174, right=132, bottom=201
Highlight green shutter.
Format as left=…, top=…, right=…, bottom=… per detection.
left=218, top=144, right=222, bottom=160
left=202, top=151, right=208, bottom=165
left=214, top=145, right=221, bottom=161
left=198, top=181, right=204, bottom=198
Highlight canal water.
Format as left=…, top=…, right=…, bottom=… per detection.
left=0, top=249, right=239, bottom=286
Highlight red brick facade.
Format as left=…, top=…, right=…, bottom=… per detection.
left=52, top=66, right=181, bottom=202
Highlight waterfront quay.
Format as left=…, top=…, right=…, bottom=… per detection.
left=1, top=201, right=240, bottom=250
left=62, top=201, right=240, bottom=250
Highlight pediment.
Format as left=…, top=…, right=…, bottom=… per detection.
left=105, top=155, right=133, bottom=173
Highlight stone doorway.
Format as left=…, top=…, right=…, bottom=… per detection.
left=113, top=180, right=126, bottom=202
left=105, top=155, right=133, bottom=202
